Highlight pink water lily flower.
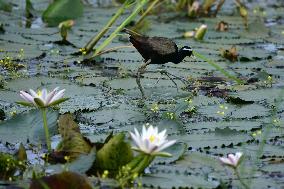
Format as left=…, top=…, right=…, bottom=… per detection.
left=219, top=152, right=243, bottom=168
left=19, top=87, right=66, bottom=107
left=130, top=123, right=176, bottom=156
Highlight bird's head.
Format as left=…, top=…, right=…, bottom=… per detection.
left=180, top=46, right=193, bottom=57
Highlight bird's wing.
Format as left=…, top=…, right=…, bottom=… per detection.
left=144, top=37, right=178, bottom=56
left=130, top=36, right=152, bottom=60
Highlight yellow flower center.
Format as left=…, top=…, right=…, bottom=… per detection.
left=149, top=135, right=156, bottom=143
left=37, top=90, right=42, bottom=97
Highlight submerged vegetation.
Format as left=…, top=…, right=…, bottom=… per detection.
left=0, top=0, right=284, bottom=188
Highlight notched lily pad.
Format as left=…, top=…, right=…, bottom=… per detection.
left=153, top=142, right=187, bottom=164
left=0, top=109, right=58, bottom=144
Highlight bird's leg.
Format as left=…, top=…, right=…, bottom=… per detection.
left=159, top=69, right=179, bottom=92
left=154, top=76, right=161, bottom=86
left=136, top=59, right=151, bottom=99
left=163, top=71, right=188, bottom=85
left=158, top=69, right=189, bottom=92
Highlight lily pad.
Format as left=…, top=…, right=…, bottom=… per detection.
left=0, top=109, right=58, bottom=144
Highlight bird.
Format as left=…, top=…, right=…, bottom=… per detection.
left=124, top=29, right=193, bottom=98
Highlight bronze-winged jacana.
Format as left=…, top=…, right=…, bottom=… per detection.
left=124, top=29, right=193, bottom=98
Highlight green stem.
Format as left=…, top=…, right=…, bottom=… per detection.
left=84, top=0, right=133, bottom=54
left=93, top=0, right=149, bottom=57
left=131, top=154, right=154, bottom=174
left=235, top=168, right=250, bottom=189
left=192, top=50, right=244, bottom=84
left=134, top=0, right=161, bottom=27
left=41, top=108, right=51, bottom=152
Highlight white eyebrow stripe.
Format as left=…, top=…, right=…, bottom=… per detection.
left=183, top=48, right=192, bottom=51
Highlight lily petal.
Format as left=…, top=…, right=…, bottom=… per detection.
left=49, top=89, right=65, bottom=103
left=20, top=91, right=34, bottom=103
left=155, top=140, right=176, bottom=152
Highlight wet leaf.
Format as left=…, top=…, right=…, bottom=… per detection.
left=42, top=0, right=83, bottom=27
left=153, top=142, right=187, bottom=164
left=0, top=109, right=58, bottom=144
left=48, top=148, right=96, bottom=174
left=93, top=133, right=133, bottom=175
left=0, top=0, right=12, bottom=12
left=30, top=171, right=92, bottom=189
left=220, top=46, right=238, bottom=62
left=16, top=143, right=27, bottom=162
left=55, top=114, right=92, bottom=161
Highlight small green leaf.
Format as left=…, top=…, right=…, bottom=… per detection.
left=42, top=0, right=83, bottom=27
left=25, top=0, right=35, bottom=19
left=16, top=101, right=34, bottom=107
left=93, top=133, right=133, bottom=174
left=16, top=143, right=27, bottom=161
left=0, top=0, right=12, bottom=12
left=34, top=98, right=45, bottom=108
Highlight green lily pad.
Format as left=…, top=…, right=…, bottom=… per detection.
left=0, top=109, right=58, bottom=144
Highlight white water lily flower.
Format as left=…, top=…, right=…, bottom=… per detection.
left=219, top=152, right=243, bottom=168
left=130, top=124, right=176, bottom=156
left=19, top=87, right=66, bottom=107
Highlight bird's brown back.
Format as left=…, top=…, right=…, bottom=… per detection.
left=129, top=35, right=178, bottom=61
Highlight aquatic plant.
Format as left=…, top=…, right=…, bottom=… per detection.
left=219, top=152, right=243, bottom=168
left=130, top=123, right=176, bottom=156
left=17, top=87, right=68, bottom=152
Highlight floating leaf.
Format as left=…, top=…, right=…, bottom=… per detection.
left=0, top=109, right=58, bottom=144
left=153, top=142, right=187, bottom=164
left=48, top=148, right=96, bottom=174
left=42, top=0, right=83, bottom=27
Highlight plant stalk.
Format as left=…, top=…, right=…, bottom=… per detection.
left=134, top=0, right=161, bottom=27
left=93, top=0, right=149, bottom=57
left=84, top=1, right=133, bottom=54
left=41, top=108, right=51, bottom=152
left=235, top=168, right=250, bottom=189
left=95, top=45, right=133, bottom=56
left=193, top=50, right=244, bottom=84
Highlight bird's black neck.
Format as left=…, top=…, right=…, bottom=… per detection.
left=172, top=49, right=189, bottom=64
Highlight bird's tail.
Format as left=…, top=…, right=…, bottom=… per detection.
left=122, top=28, right=142, bottom=37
